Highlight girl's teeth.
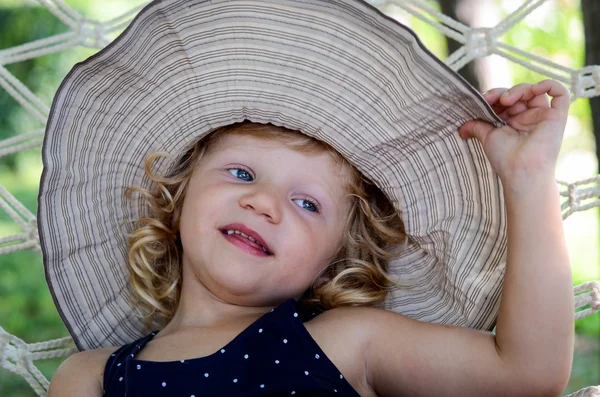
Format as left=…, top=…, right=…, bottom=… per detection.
left=225, top=229, right=269, bottom=254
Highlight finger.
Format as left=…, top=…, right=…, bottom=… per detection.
left=498, top=83, right=535, bottom=106
left=483, top=89, right=513, bottom=117
left=505, top=106, right=560, bottom=131
left=458, top=119, right=496, bottom=142
left=481, top=88, right=509, bottom=106
left=527, top=91, right=551, bottom=108
left=507, top=101, right=530, bottom=117
left=495, top=101, right=529, bottom=121
left=531, top=79, right=571, bottom=111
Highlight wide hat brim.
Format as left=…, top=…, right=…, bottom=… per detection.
left=38, top=0, right=507, bottom=351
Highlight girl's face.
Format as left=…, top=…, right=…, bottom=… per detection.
left=178, top=133, right=352, bottom=306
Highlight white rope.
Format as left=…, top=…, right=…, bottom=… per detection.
left=0, top=0, right=598, bottom=394
left=33, top=0, right=80, bottom=30
left=494, top=0, right=545, bottom=36
left=0, top=129, right=44, bottom=158
left=0, top=66, right=49, bottom=123
left=557, top=176, right=600, bottom=219
left=0, top=32, right=79, bottom=65
left=0, top=327, right=77, bottom=397
left=564, top=386, right=600, bottom=397
left=574, top=281, right=600, bottom=320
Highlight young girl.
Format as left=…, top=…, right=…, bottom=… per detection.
left=39, top=0, right=574, bottom=396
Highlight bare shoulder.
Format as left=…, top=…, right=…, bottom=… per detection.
left=47, top=346, right=118, bottom=397
left=305, top=304, right=380, bottom=397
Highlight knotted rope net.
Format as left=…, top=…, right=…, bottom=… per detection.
left=0, top=0, right=599, bottom=395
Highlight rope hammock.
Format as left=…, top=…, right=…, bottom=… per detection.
left=1, top=0, right=599, bottom=395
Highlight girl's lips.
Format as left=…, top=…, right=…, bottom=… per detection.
left=219, top=222, right=273, bottom=254
left=222, top=232, right=271, bottom=257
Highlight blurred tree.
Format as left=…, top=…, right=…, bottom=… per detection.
left=581, top=0, right=600, bottom=168
left=0, top=7, right=67, bottom=171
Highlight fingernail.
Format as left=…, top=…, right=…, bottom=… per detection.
left=501, top=91, right=510, bottom=97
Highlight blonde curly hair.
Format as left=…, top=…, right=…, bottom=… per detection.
left=124, top=121, right=413, bottom=330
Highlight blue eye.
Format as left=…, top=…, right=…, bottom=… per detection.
left=227, top=166, right=321, bottom=214
left=228, top=168, right=253, bottom=182
left=293, top=198, right=321, bottom=214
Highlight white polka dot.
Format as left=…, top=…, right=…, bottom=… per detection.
left=315, top=354, right=320, bottom=359
left=275, top=360, right=280, bottom=364
left=340, top=374, right=343, bottom=379
left=233, top=379, right=238, bottom=383
left=304, top=371, right=309, bottom=375
left=136, top=364, right=141, bottom=370
left=119, top=377, right=123, bottom=382
left=180, top=360, right=185, bottom=363
left=204, top=373, right=209, bottom=377
left=258, top=328, right=263, bottom=333
left=111, top=353, right=115, bottom=357
left=130, top=354, right=133, bottom=358
left=283, top=338, right=288, bottom=344
left=191, top=395, right=195, bottom=397
left=334, top=389, right=338, bottom=392
left=221, top=349, right=225, bottom=353
left=244, top=354, right=249, bottom=359
left=293, top=312, right=298, bottom=317
left=291, top=392, right=295, bottom=395
left=162, top=382, right=166, bottom=387
left=260, top=384, right=265, bottom=388
left=117, top=363, right=121, bottom=367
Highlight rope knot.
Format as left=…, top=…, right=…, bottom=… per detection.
left=465, top=27, right=496, bottom=59
left=0, top=327, right=9, bottom=366
left=591, top=285, right=600, bottom=312
left=76, top=17, right=107, bottom=48
left=568, top=181, right=578, bottom=209
left=25, top=219, right=41, bottom=253
left=573, top=65, right=600, bottom=99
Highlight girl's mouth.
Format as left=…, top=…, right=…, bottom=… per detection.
left=221, top=229, right=273, bottom=256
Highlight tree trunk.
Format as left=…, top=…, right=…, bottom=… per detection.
left=581, top=0, right=600, bottom=171
left=438, top=0, right=482, bottom=91
left=581, top=0, right=600, bottom=258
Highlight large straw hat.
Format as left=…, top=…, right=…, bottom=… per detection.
left=38, top=0, right=507, bottom=351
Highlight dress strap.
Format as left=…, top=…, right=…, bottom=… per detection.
left=103, top=331, right=157, bottom=391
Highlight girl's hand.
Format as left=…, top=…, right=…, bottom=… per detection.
left=458, top=79, right=570, bottom=188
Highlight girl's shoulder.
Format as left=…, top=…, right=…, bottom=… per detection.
left=48, top=346, right=119, bottom=397
left=303, top=304, right=377, bottom=396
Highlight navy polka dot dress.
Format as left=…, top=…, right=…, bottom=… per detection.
left=103, top=298, right=362, bottom=396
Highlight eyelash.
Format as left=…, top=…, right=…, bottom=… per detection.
left=226, top=165, right=322, bottom=214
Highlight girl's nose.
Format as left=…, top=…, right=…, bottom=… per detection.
left=239, top=187, right=283, bottom=223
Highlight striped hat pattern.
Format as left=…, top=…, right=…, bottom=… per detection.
left=38, top=0, right=507, bottom=351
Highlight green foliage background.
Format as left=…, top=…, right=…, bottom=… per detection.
left=0, top=0, right=598, bottom=395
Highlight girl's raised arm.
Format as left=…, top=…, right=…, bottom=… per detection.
left=360, top=80, right=574, bottom=397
